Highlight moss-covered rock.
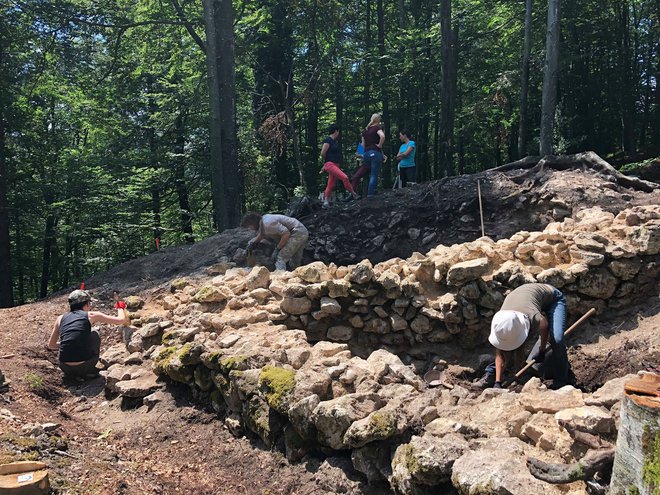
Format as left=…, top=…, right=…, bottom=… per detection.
left=194, top=285, right=233, bottom=303
left=343, top=409, right=398, bottom=448
left=242, top=395, right=284, bottom=448
left=170, top=278, right=189, bottom=292
left=259, top=366, right=296, bottom=414
left=218, top=355, right=250, bottom=375
left=152, top=342, right=204, bottom=384
left=201, top=350, right=226, bottom=370
left=124, top=295, right=145, bottom=310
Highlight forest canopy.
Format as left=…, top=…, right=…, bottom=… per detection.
left=0, top=0, right=657, bottom=306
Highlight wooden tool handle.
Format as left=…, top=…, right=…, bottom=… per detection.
left=514, top=307, right=596, bottom=379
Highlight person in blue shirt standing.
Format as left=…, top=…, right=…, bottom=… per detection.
left=396, top=130, right=416, bottom=187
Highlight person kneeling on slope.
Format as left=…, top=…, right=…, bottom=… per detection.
left=475, top=283, right=569, bottom=390
left=47, top=290, right=129, bottom=378
left=242, top=212, right=309, bottom=272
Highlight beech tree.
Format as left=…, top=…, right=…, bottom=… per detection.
left=540, top=0, right=561, bottom=156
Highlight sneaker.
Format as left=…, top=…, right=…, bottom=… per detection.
left=322, top=200, right=330, bottom=209
left=473, top=372, right=495, bottom=389
left=351, top=191, right=360, bottom=200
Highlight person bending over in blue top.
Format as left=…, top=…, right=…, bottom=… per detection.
left=396, top=129, right=416, bottom=187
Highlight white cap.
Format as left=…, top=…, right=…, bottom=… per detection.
left=488, top=310, right=530, bottom=351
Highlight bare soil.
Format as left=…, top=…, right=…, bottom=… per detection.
left=1, top=161, right=658, bottom=494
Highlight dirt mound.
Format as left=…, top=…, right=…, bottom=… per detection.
left=301, top=154, right=658, bottom=265
left=82, top=153, right=658, bottom=295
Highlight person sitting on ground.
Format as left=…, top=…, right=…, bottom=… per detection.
left=396, top=129, right=417, bottom=187
left=319, top=124, right=359, bottom=209
left=475, top=283, right=569, bottom=390
left=242, top=212, right=309, bottom=271
left=47, top=290, right=129, bottom=378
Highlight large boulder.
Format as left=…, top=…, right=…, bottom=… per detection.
left=245, top=266, right=270, bottom=290
left=280, top=297, right=312, bottom=315
left=451, top=437, right=571, bottom=495
left=311, top=393, right=386, bottom=450
left=390, top=433, right=469, bottom=493
left=446, top=258, right=490, bottom=286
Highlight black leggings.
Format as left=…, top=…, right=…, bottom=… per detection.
left=400, top=167, right=416, bottom=187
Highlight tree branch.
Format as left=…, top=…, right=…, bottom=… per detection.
left=170, top=0, right=206, bottom=54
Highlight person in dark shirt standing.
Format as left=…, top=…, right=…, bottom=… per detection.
left=319, top=124, right=359, bottom=209
left=47, top=290, right=129, bottom=378
left=359, top=113, right=386, bottom=197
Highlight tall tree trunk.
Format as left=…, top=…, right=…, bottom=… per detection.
left=540, top=0, right=561, bottom=156
left=363, top=0, right=372, bottom=122
left=439, top=0, right=457, bottom=176
left=619, top=0, right=636, bottom=153
left=396, top=0, right=407, bottom=132
left=202, top=0, right=227, bottom=231
left=40, top=209, right=56, bottom=298
left=0, top=26, right=12, bottom=307
left=282, top=79, right=306, bottom=192
left=433, top=110, right=440, bottom=178
left=217, top=0, right=240, bottom=227
left=147, top=85, right=162, bottom=249
left=305, top=0, right=320, bottom=194
left=174, top=114, right=194, bottom=244
left=203, top=0, right=239, bottom=230
left=517, top=0, right=532, bottom=158
left=377, top=0, right=392, bottom=186
left=15, top=211, right=23, bottom=305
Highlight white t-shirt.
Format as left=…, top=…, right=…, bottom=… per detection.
left=260, top=214, right=307, bottom=240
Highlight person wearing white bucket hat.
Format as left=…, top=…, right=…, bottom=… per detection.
left=475, top=283, right=569, bottom=390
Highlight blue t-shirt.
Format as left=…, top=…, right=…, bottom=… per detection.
left=398, top=141, right=416, bottom=168
left=356, top=143, right=364, bottom=157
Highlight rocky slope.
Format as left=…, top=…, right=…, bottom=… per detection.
left=2, top=153, right=658, bottom=495
left=97, top=201, right=659, bottom=495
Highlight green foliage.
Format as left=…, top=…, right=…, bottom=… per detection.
left=24, top=373, right=44, bottom=392
left=3, top=0, right=657, bottom=305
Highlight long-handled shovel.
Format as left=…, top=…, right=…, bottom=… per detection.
left=513, top=307, right=597, bottom=380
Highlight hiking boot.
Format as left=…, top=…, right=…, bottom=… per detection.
left=473, top=372, right=495, bottom=389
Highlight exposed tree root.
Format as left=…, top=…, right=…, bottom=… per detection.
left=527, top=448, right=615, bottom=484
left=491, top=151, right=657, bottom=192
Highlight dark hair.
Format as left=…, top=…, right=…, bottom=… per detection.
left=399, top=129, right=411, bottom=138
left=70, top=301, right=88, bottom=311
left=240, top=212, right=263, bottom=229
left=327, top=124, right=340, bottom=135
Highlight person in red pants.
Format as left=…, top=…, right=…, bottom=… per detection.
left=319, top=124, right=358, bottom=209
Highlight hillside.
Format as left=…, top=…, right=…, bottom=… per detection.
left=0, top=153, right=658, bottom=495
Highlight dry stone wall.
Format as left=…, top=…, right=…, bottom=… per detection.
left=276, top=205, right=659, bottom=355
left=101, top=205, right=660, bottom=495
